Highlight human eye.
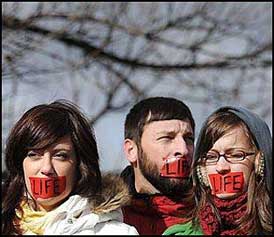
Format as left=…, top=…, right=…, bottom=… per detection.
left=53, top=152, right=69, bottom=161
left=27, top=151, right=41, bottom=160
left=157, top=135, right=173, bottom=141
left=227, top=150, right=245, bottom=160
left=185, top=136, right=194, bottom=145
left=205, top=152, right=218, bottom=161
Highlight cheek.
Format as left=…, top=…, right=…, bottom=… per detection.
left=65, top=170, right=76, bottom=191
left=59, top=163, right=77, bottom=190
left=23, top=158, right=38, bottom=176
left=23, top=159, right=36, bottom=193
left=142, top=146, right=166, bottom=165
left=188, top=144, right=194, bottom=152
left=24, top=176, right=32, bottom=195
left=187, top=146, right=194, bottom=158
left=205, top=165, right=216, bottom=175
left=242, top=166, right=253, bottom=187
left=231, top=163, right=253, bottom=181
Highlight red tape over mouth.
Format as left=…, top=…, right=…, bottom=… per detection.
left=160, top=157, right=190, bottom=178
left=208, top=172, right=244, bottom=195
left=29, top=176, right=66, bottom=199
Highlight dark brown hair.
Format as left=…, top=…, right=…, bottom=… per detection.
left=125, top=97, right=196, bottom=219
left=193, top=110, right=272, bottom=235
left=2, top=100, right=102, bottom=234
left=124, top=97, right=195, bottom=145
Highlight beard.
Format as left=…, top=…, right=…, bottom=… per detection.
left=138, top=147, right=193, bottom=198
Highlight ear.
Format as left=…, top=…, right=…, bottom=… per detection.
left=255, top=152, right=265, bottom=177
left=254, top=152, right=260, bottom=170
left=196, top=165, right=210, bottom=187
left=123, top=139, right=138, bottom=164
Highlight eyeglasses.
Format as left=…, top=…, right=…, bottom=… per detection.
left=202, top=150, right=256, bottom=165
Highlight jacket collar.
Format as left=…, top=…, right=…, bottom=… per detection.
left=89, top=173, right=131, bottom=214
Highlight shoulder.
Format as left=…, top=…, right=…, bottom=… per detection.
left=90, top=173, right=132, bottom=214
left=163, top=221, right=203, bottom=236
left=94, top=220, right=139, bottom=235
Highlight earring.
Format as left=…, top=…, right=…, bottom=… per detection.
left=196, top=165, right=209, bottom=187
left=255, top=153, right=265, bottom=178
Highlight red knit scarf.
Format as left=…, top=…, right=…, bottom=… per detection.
left=123, top=195, right=195, bottom=235
left=199, top=193, right=248, bottom=235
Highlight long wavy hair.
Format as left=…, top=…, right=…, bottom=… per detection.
left=2, top=100, right=102, bottom=234
left=193, top=110, right=272, bottom=235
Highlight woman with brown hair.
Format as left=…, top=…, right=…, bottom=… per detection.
left=2, top=100, right=138, bottom=235
left=163, top=106, right=272, bottom=235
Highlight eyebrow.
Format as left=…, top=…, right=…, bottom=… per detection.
left=28, top=147, right=73, bottom=153
left=209, top=147, right=253, bottom=152
left=156, top=130, right=193, bottom=136
left=52, top=148, right=73, bottom=152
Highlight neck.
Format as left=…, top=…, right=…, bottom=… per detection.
left=134, top=167, right=160, bottom=194
left=30, top=197, right=67, bottom=212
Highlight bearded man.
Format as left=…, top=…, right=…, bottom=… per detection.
left=121, top=97, right=196, bottom=235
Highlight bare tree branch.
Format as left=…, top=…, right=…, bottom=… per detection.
left=2, top=2, right=272, bottom=127
left=3, top=15, right=271, bottom=71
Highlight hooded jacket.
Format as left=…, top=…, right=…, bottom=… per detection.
left=121, top=166, right=195, bottom=235
left=17, top=173, right=139, bottom=235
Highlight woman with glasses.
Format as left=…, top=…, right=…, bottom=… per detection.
left=163, top=106, right=272, bottom=235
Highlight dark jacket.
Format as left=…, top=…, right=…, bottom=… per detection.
left=120, top=166, right=195, bottom=235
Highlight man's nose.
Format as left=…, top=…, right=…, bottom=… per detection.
left=40, top=153, right=55, bottom=176
left=173, top=137, right=189, bottom=157
left=216, top=155, right=231, bottom=175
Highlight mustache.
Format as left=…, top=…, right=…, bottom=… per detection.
left=139, top=149, right=193, bottom=196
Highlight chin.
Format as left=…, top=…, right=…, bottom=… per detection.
left=36, top=195, right=63, bottom=206
left=215, top=192, right=241, bottom=200
left=33, top=190, right=71, bottom=210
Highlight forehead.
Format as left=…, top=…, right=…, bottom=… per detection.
left=212, top=127, right=252, bottom=150
left=32, top=136, right=74, bottom=151
left=52, top=136, right=74, bottom=149
left=143, top=119, right=193, bottom=135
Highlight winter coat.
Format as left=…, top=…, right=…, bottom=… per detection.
left=18, top=173, right=139, bottom=235
left=121, top=166, right=195, bottom=235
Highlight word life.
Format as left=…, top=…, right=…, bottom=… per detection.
left=29, top=176, right=66, bottom=199
left=208, top=172, right=244, bottom=195
left=160, top=157, right=190, bottom=178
